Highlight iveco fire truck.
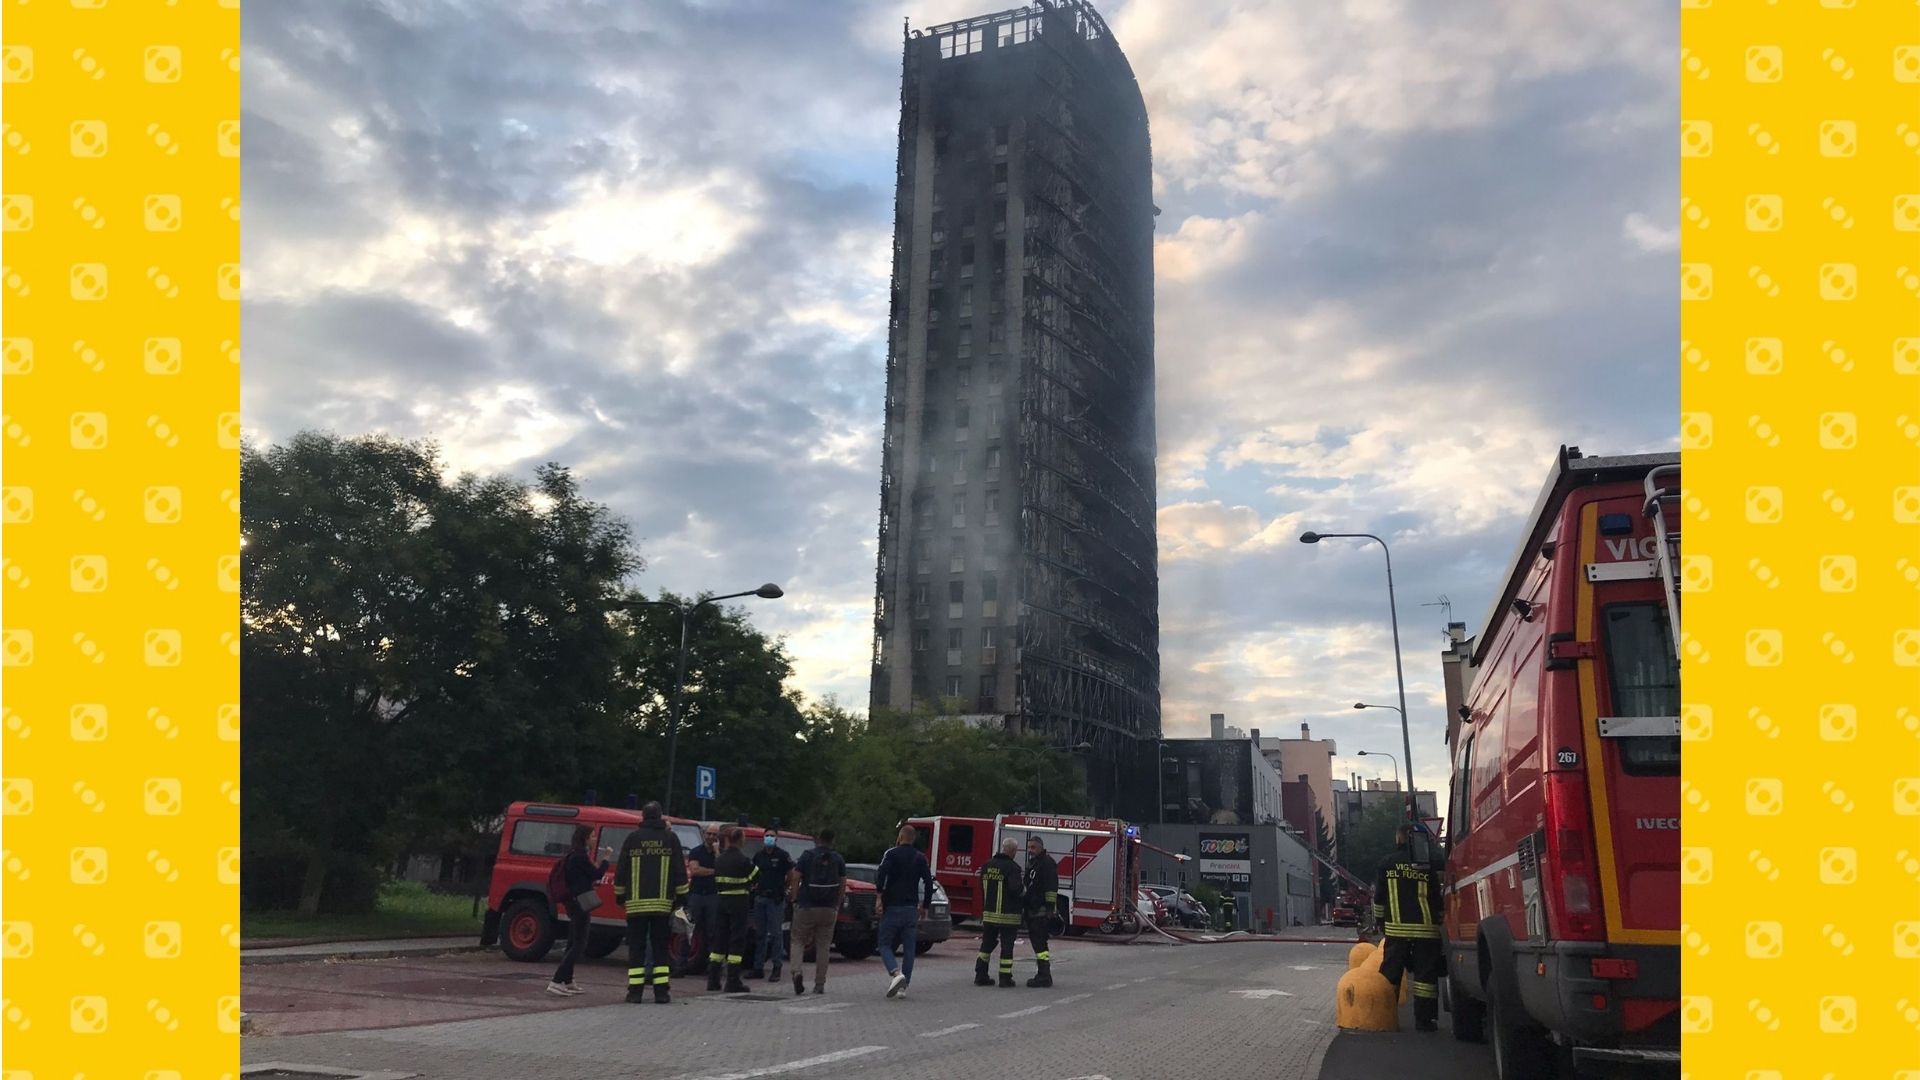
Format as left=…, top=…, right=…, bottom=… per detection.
left=1440, top=448, right=1681, bottom=1077
left=906, top=813, right=1146, bottom=934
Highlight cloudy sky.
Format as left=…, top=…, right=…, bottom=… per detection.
left=242, top=0, right=1677, bottom=798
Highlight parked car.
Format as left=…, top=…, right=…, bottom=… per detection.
left=844, top=862, right=952, bottom=954
left=1141, top=883, right=1208, bottom=928
left=1136, top=887, right=1167, bottom=926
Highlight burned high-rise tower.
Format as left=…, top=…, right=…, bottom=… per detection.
left=870, top=0, right=1159, bottom=815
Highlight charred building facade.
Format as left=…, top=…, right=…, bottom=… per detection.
left=870, top=1, right=1160, bottom=815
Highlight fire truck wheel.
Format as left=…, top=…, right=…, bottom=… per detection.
left=585, top=933, right=623, bottom=960
left=1486, top=969, right=1554, bottom=1080
left=499, top=896, right=557, bottom=962
left=1445, top=979, right=1486, bottom=1043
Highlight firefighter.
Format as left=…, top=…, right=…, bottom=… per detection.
left=611, top=800, right=689, bottom=1004
left=1022, top=835, right=1059, bottom=988
left=1374, top=822, right=1445, bottom=1032
left=976, top=838, right=1025, bottom=988
left=708, top=825, right=760, bottom=994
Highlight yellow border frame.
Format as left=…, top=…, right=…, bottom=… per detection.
left=2, top=2, right=240, bottom=1075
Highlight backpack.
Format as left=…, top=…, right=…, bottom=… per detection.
left=801, top=848, right=843, bottom=901
left=546, top=857, right=569, bottom=904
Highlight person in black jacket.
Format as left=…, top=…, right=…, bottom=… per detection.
left=1374, top=824, right=1445, bottom=1032
left=548, top=824, right=610, bottom=996
left=708, top=825, right=760, bottom=994
left=976, top=838, right=1025, bottom=988
left=1021, top=836, right=1059, bottom=988
left=613, top=801, right=689, bottom=1004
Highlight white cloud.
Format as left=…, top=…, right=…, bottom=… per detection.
left=1622, top=211, right=1679, bottom=253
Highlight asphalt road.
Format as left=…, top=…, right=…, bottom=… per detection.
left=243, top=934, right=1371, bottom=1080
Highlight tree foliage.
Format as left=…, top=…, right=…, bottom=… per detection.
left=1336, top=797, right=1406, bottom=884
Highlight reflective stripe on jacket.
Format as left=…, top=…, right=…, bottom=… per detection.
left=980, top=854, right=1025, bottom=926
left=612, top=823, right=689, bottom=916
left=1373, top=846, right=1442, bottom=939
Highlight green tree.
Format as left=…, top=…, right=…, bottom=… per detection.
left=242, top=432, right=638, bottom=913
left=1337, top=798, right=1405, bottom=885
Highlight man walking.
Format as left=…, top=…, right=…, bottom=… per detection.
left=1374, top=823, right=1445, bottom=1032
left=975, top=838, right=1024, bottom=988
left=749, top=832, right=795, bottom=982
left=709, top=826, right=759, bottom=994
left=874, top=824, right=935, bottom=998
left=1022, top=835, right=1059, bottom=988
left=611, top=801, right=688, bottom=1004
left=788, top=828, right=846, bottom=995
left=683, top=825, right=720, bottom=976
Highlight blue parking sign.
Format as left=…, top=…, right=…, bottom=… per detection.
left=695, top=766, right=716, bottom=802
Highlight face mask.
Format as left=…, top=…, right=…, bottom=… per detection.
left=763, top=836, right=776, bottom=849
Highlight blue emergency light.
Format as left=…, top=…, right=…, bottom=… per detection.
left=1123, top=825, right=1139, bottom=839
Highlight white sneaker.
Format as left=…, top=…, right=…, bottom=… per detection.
left=545, top=981, right=571, bottom=996
left=561, top=984, right=586, bottom=996
left=886, top=972, right=907, bottom=998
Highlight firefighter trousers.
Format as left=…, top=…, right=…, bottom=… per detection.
left=710, top=901, right=751, bottom=969
left=978, top=922, right=1018, bottom=981
left=1380, top=934, right=1445, bottom=1025
left=1025, top=914, right=1051, bottom=965
left=625, top=914, right=673, bottom=993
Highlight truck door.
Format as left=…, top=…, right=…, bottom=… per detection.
left=1579, top=499, right=1682, bottom=944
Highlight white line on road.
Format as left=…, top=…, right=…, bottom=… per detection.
left=1101, top=982, right=1129, bottom=991
left=777, top=1001, right=851, bottom=1015
left=918, top=1023, right=980, bottom=1039
left=680, top=1046, right=888, bottom=1080
left=1054, top=993, right=1092, bottom=1005
left=1229, top=989, right=1296, bottom=999
left=1129, top=977, right=1151, bottom=984
left=997, top=1005, right=1050, bottom=1019
left=1289, top=965, right=1319, bottom=971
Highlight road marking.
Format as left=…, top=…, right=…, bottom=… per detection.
left=1229, top=989, right=1296, bottom=999
left=998, top=1005, right=1050, bottom=1018
left=1289, top=965, right=1318, bottom=971
left=680, top=1046, right=888, bottom=1080
left=1054, top=993, right=1092, bottom=1005
left=1129, top=977, right=1151, bottom=984
left=918, top=1023, right=980, bottom=1039
left=1101, top=982, right=1129, bottom=991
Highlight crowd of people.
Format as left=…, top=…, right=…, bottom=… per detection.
left=540, top=804, right=1065, bottom=1001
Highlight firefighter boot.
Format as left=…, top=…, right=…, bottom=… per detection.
left=1026, top=961, right=1052, bottom=989
left=724, top=964, right=750, bottom=995
left=624, top=987, right=647, bottom=1004
left=998, top=969, right=1017, bottom=989
left=653, top=982, right=671, bottom=1005
left=1413, top=994, right=1438, bottom=1032
left=974, top=957, right=993, bottom=986
left=706, top=965, right=723, bottom=993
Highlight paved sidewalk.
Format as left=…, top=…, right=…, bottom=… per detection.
left=243, top=936, right=483, bottom=965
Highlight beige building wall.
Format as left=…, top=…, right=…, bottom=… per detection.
left=1259, top=723, right=1338, bottom=857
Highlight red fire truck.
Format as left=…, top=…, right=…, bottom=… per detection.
left=1440, top=448, right=1680, bottom=1077
left=905, top=813, right=1145, bottom=934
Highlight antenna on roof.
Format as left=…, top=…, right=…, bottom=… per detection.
left=1420, top=596, right=1453, bottom=638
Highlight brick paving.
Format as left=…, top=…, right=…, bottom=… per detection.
left=243, top=937, right=1368, bottom=1080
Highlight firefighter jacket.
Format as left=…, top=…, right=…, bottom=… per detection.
left=979, top=853, right=1025, bottom=926
left=1022, top=852, right=1059, bottom=918
left=613, top=821, right=689, bottom=916
left=712, top=846, right=758, bottom=912
left=1373, top=844, right=1442, bottom=939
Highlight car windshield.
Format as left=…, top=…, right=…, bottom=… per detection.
left=845, top=864, right=878, bottom=884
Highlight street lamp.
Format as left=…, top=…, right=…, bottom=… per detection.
left=1355, top=750, right=1400, bottom=790
left=614, top=583, right=784, bottom=815
left=1302, top=529, right=1417, bottom=823
left=1000, top=742, right=1093, bottom=813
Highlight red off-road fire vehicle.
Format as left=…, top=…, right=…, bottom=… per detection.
left=481, top=802, right=879, bottom=965
left=1440, top=448, right=1680, bottom=1077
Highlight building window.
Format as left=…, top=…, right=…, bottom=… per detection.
left=994, top=123, right=1010, bottom=150
left=953, top=459, right=967, bottom=485
left=951, top=495, right=966, bottom=529
left=985, top=446, right=1002, bottom=472
left=993, top=163, right=1008, bottom=195
left=960, top=293, right=974, bottom=319
left=985, top=488, right=1000, bottom=526
left=948, top=578, right=965, bottom=619
left=923, top=449, right=937, bottom=474
left=913, top=628, right=928, bottom=652
left=957, top=365, right=973, bottom=392
left=984, top=552, right=1000, bottom=572
left=912, top=582, right=930, bottom=617
left=982, top=626, right=999, bottom=649
left=950, top=550, right=965, bottom=574
left=945, top=675, right=964, bottom=698
left=987, top=361, right=1004, bottom=387
left=992, top=240, right=1006, bottom=274
left=981, top=574, right=999, bottom=618
left=988, top=320, right=1006, bottom=351
left=985, top=403, right=1001, bottom=434
left=957, top=326, right=972, bottom=359
left=913, top=539, right=930, bottom=572
left=947, top=628, right=964, bottom=666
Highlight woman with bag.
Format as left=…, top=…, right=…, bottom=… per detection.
left=548, top=824, right=609, bottom=996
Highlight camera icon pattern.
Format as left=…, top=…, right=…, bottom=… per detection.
left=1683, top=3, right=1920, bottom=1074
left=3, top=4, right=248, bottom=1072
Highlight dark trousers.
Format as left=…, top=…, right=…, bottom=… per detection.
left=711, top=900, right=751, bottom=967
left=552, top=899, right=589, bottom=984
left=1380, top=934, right=1445, bottom=1024
left=685, top=893, right=718, bottom=972
left=1025, top=913, right=1051, bottom=964
left=625, top=914, right=673, bottom=991
left=978, top=922, right=1018, bottom=978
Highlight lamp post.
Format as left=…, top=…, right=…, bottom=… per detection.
left=1356, top=750, right=1400, bottom=789
left=1302, top=529, right=1417, bottom=823
left=1000, top=742, right=1093, bottom=813
left=614, top=583, right=784, bottom=816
